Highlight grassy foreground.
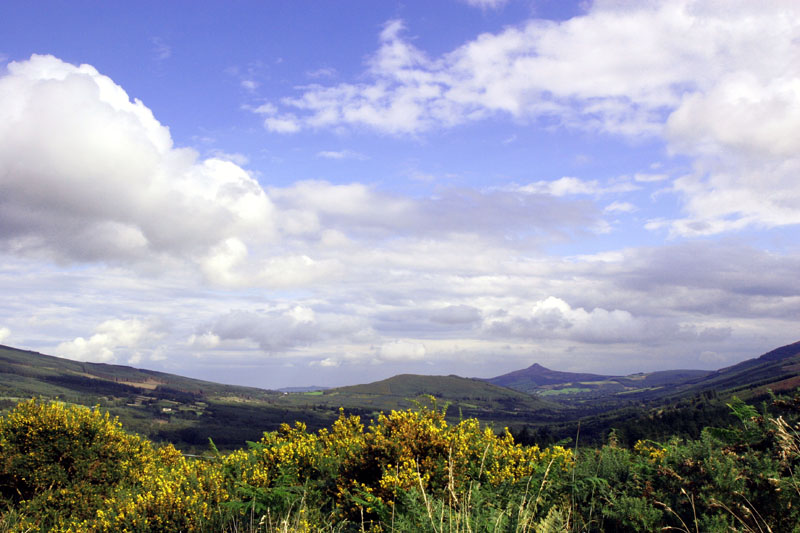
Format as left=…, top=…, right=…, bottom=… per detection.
left=0, top=395, right=799, bottom=532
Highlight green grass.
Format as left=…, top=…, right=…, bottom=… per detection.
left=539, top=387, right=592, bottom=396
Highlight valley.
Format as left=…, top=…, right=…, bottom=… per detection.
left=1, top=340, right=799, bottom=450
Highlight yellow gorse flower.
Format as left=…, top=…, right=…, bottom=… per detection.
left=1, top=399, right=572, bottom=529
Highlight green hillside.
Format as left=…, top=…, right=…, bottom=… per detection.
left=682, top=340, right=800, bottom=395
left=301, top=373, right=561, bottom=424
left=0, top=344, right=274, bottom=398
left=0, top=344, right=335, bottom=450
left=2, top=340, right=799, bottom=451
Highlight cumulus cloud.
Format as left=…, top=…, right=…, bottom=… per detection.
left=0, top=55, right=276, bottom=272
left=483, top=296, right=730, bottom=345
left=0, top=54, right=607, bottom=303
left=258, top=2, right=800, bottom=235
left=379, top=340, right=427, bottom=361
left=187, top=332, right=221, bottom=349
left=0, top=54, right=612, bottom=293
left=0, top=326, right=9, bottom=343
left=56, top=318, right=165, bottom=364
left=199, top=306, right=372, bottom=353
left=254, top=3, right=721, bottom=135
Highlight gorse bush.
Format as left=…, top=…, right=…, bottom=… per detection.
left=1, top=394, right=799, bottom=532
left=223, top=405, right=573, bottom=528
left=0, top=400, right=229, bottom=532
left=0, top=399, right=153, bottom=529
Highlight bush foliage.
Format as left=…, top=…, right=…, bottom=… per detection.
left=0, top=394, right=798, bottom=532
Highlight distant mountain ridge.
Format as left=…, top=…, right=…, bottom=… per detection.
left=486, top=363, right=611, bottom=390
left=1, top=340, right=799, bottom=449
left=277, top=386, right=330, bottom=393
left=485, top=341, right=800, bottom=404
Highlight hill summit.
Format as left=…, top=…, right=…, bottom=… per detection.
left=485, top=363, right=612, bottom=391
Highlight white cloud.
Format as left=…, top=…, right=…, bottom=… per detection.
left=0, top=50, right=607, bottom=302
left=461, top=0, right=508, bottom=9
left=0, top=326, right=9, bottom=343
left=187, top=332, right=221, bottom=349
left=241, top=79, right=259, bottom=91
left=604, top=201, right=637, bottom=214
left=256, top=2, right=800, bottom=235
left=0, top=55, right=608, bottom=291
left=256, top=2, right=747, bottom=136
left=634, top=173, right=668, bottom=183
left=699, top=350, right=726, bottom=364
left=316, top=149, right=367, bottom=160
left=264, top=115, right=301, bottom=133
left=0, top=55, right=277, bottom=271
left=209, top=150, right=249, bottom=166
left=666, top=157, right=800, bottom=236
left=306, top=67, right=337, bottom=79
left=203, top=306, right=372, bottom=353
left=515, top=177, right=638, bottom=197
left=379, top=340, right=427, bottom=361
left=56, top=318, right=165, bottom=364
left=483, top=295, right=730, bottom=345
left=310, top=357, right=341, bottom=367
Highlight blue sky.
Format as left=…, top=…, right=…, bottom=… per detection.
left=1, top=0, right=799, bottom=388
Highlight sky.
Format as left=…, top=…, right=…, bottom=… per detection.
left=0, top=0, right=799, bottom=389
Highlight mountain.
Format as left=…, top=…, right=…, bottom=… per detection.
left=679, top=340, right=800, bottom=397
left=0, top=345, right=559, bottom=448
left=277, top=386, right=330, bottom=393
left=485, top=341, right=800, bottom=405
left=0, top=344, right=335, bottom=450
left=486, top=363, right=613, bottom=392
left=2, top=340, right=799, bottom=450
left=485, top=361, right=711, bottom=402
left=0, top=344, right=275, bottom=398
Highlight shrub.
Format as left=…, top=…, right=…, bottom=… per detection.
left=222, top=404, right=573, bottom=529
left=0, top=399, right=230, bottom=531
left=0, top=399, right=153, bottom=527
